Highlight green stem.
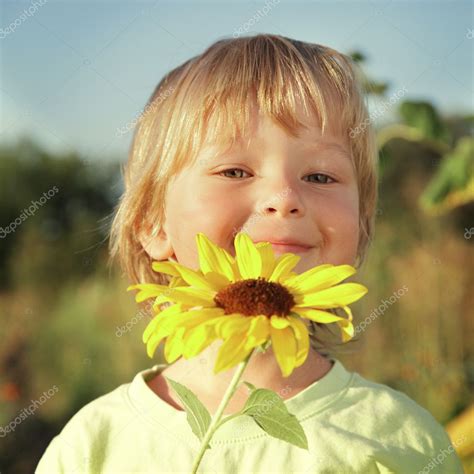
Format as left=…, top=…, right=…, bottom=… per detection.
left=190, top=349, right=255, bottom=474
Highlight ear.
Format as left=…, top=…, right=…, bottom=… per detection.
left=138, top=220, right=175, bottom=262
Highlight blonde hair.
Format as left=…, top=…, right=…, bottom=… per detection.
left=108, top=34, right=379, bottom=353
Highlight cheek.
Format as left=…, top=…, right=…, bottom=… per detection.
left=181, top=184, right=245, bottom=236
left=314, top=191, right=360, bottom=264
left=165, top=180, right=246, bottom=267
left=334, top=194, right=359, bottom=234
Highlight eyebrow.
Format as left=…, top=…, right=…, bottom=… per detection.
left=300, top=141, right=351, bottom=159
left=208, top=140, right=352, bottom=164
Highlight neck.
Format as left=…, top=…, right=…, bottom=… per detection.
left=165, top=340, right=333, bottom=398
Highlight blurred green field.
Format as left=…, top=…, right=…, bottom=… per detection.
left=1, top=97, right=473, bottom=473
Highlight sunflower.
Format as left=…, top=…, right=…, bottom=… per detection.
left=128, top=232, right=368, bottom=377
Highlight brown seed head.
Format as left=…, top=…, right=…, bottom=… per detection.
left=214, top=277, right=295, bottom=317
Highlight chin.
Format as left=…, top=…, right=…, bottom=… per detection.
left=291, top=260, right=316, bottom=275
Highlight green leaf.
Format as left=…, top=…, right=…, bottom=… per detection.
left=241, top=388, right=309, bottom=450
left=420, top=137, right=474, bottom=215
left=348, top=50, right=366, bottom=63
left=399, top=101, right=451, bottom=144
left=242, top=381, right=257, bottom=392
left=165, top=377, right=212, bottom=449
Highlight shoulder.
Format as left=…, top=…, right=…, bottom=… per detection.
left=36, top=382, right=131, bottom=474
left=314, top=368, right=464, bottom=472
left=62, top=382, right=131, bottom=437
left=346, top=371, right=459, bottom=454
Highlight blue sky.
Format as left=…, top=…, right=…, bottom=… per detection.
left=0, top=0, right=472, bottom=162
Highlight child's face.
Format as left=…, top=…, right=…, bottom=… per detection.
left=148, top=102, right=360, bottom=275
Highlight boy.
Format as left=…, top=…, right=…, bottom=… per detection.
left=37, top=34, right=464, bottom=473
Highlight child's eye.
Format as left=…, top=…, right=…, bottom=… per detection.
left=304, top=173, right=336, bottom=184
left=217, top=168, right=250, bottom=179
left=217, top=169, right=336, bottom=184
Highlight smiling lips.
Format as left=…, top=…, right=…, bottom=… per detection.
left=228, top=237, right=313, bottom=257
left=253, top=239, right=313, bottom=254
left=267, top=243, right=312, bottom=253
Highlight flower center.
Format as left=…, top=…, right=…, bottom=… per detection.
left=214, top=277, right=295, bottom=317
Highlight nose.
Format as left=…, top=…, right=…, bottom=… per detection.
left=256, top=180, right=305, bottom=218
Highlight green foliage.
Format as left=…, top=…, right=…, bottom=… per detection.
left=26, top=276, right=150, bottom=419
left=348, top=50, right=389, bottom=96
left=349, top=51, right=366, bottom=63
left=0, top=138, right=121, bottom=289
left=353, top=51, right=471, bottom=219
left=399, top=101, right=452, bottom=145
left=377, top=101, right=472, bottom=215
left=165, top=377, right=309, bottom=453
left=165, top=377, right=212, bottom=449
left=420, top=137, right=474, bottom=215
left=243, top=381, right=257, bottom=391
left=240, top=387, right=308, bottom=450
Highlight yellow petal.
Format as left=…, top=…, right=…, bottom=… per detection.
left=337, top=318, right=355, bottom=342
left=169, top=276, right=187, bottom=288
left=145, top=331, right=165, bottom=358
left=172, top=263, right=223, bottom=292
left=288, top=316, right=310, bottom=368
left=270, top=315, right=291, bottom=329
left=294, top=307, right=345, bottom=324
left=269, top=253, right=301, bottom=283
left=143, top=316, right=161, bottom=344
left=284, top=264, right=356, bottom=294
left=142, top=303, right=183, bottom=343
left=282, top=264, right=332, bottom=286
left=213, top=334, right=253, bottom=374
left=294, top=283, right=368, bottom=308
left=182, top=324, right=219, bottom=359
left=151, top=261, right=181, bottom=276
left=159, top=307, right=225, bottom=335
left=143, top=305, right=188, bottom=358
left=196, top=233, right=236, bottom=281
left=127, top=283, right=169, bottom=302
left=204, top=271, right=232, bottom=291
left=271, top=325, right=297, bottom=377
left=244, top=315, right=270, bottom=349
left=341, top=305, right=353, bottom=321
left=235, top=233, right=262, bottom=279
left=152, top=294, right=174, bottom=312
left=165, top=286, right=216, bottom=307
left=164, top=326, right=186, bottom=363
left=144, top=326, right=176, bottom=354
left=213, top=315, right=251, bottom=339
left=255, top=242, right=276, bottom=279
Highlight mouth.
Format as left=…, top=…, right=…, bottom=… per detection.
left=228, top=238, right=313, bottom=257
left=268, top=243, right=313, bottom=254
